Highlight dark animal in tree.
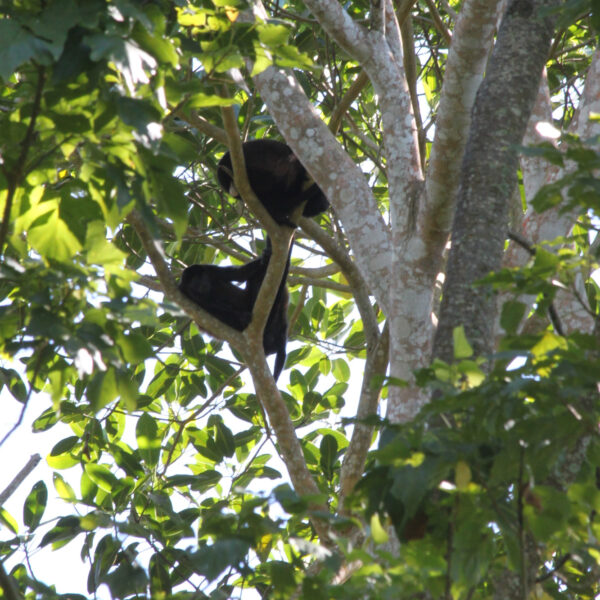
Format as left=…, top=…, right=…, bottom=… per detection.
left=179, top=238, right=290, bottom=380
left=217, top=139, right=329, bottom=227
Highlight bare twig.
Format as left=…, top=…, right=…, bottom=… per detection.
left=424, top=0, right=452, bottom=44
left=401, top=18, right=427, bottom=167
left=300, top=219, right=380, bottom=348
left=0, top=454, right=42, bottom=505
left=329, top=71, right=370, bottom=135
left=173, top=109, right=228, bottom=145
left=339, top=323, right=389, bottom=505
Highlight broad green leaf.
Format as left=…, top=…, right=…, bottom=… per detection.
left=24, top=481, right=48, bottom=530
left=500, top=300, right=527, bottom=335
left=117, top=332, right=153, bottom=364
left=257, top=24, right=289, bottom=46
left=40, top=516, right=82, bottom=549
left=0, top=21, right=41, bottom=79
left=84, top=463, right=118, bottom=492
left=53, top=473, right=76, bottom=502
left=455, top=461, right=471, bottom=491
left=136, top=413, right=161, bottom=467
left=85, top=221, right=127, bottom=268
left=0, top=507, right=18, bottom=534
left=453, top=325, right=473, bottom=359
left=28, top=212, right=82, bottom=262
left=186, top=93, right=238, bottom=108
left=88, top=369, right=119, bottom=413
left=370, top=513, right=389, bottom=544
left=319, top=434, right=338, bottom=481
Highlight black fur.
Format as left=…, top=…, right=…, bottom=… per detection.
left=217, top=139, right=329, bottom=227
left=179, top=239, right=290, bottom=380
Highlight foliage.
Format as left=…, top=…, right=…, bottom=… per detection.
left=356, top=137, right=600, bottom=599
left=0, top=0, right=598, bottom=599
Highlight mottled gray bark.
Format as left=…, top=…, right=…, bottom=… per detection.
left=432, top=0, right=558, bottom=364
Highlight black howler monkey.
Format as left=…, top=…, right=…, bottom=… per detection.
left=217, top=139, right=329, bottom=227
left=179, top=238, right=290, bottom=381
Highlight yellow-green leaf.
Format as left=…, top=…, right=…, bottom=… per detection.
left=453, top=325, right=473, bottom=359
left=370, top=513, right=389, bottom=544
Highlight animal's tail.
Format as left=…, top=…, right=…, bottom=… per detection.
left=272, top=348, right=286, bottom=381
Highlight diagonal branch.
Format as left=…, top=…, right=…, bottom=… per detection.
left=423, top=0, right=503, bottom=259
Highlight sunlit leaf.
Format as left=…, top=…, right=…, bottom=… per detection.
left=24, top=481, right=48, bottom=530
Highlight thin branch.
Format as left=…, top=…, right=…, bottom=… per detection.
left=424, top=0, right=452, bottom=44
left=288, top=275, right=350, bottom=293
left=300, top=218, right=380, bottom=348
left=293, top=263, right=340, bottom=278
left=535, top=554, right=571, bottom=583
left=329, top=70, right=370, bottom=135
left=401, top=18, right=427, bottom=167
left=288, top=284, right=309, bottom=334
left=0, top=454, right=42, bottom=505
left=126, top=210, right=246, bottom=347
left=220, top=105, right=295, bottom=342
left=0, top=340, right=48, bottom=447
left=339, top=323, right=389, bottom=504
left=174, top=108, right=228, bottom=145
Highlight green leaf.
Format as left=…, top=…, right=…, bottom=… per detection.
left=132, top=23, right=178, bottom=67
left=186, top=93, right=238, bottom=108
left=215, top=421, right=235, bottom=458
left=84, top=463, right=118, bottom=492
left=40, top=516, right=81, bottom=548
left=28, top=212, right=83, bottom=262
left=0, top=507, right=18, bottom=534
left=0, top=368, right=27, bottom=403
left=257, top=24, right=290, bottom=46
left=47, top=452, right=79, bottom=469
left=47, top=436, right=79, bottom=469
left=85, top=221, right=127, bottom=269
left=115, top=96, right=162, bottom=133
left=117, top=331, right=153, bottom=364
left=0, top=20, right=43, bottom=79
left=370, top=513, right=389, bottom=544
left=24, top=481, right=48, bottom=530
left=319, top=434, right=338, bottom=481
left=53, top=473, right=76, bottom=502
left=102, top=559, right=148, bottom=598
left=332, top=358, right=350, bottom=382
left=189, top=539, right=251, bottom=581
left=500, top=300, right=527, bottom=335
left=453, top=325, right=473, bottom=359
left=88, top=368, right=119, bottom=413
left=136, top=412, right=161, bottom=467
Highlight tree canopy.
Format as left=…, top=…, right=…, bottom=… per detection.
left=1, top=0, right=599, bottom=599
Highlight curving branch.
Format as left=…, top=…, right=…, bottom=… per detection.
left=329, top=70, right=370, bottom=135
left=174, top=109, right=228, bottom=145
left=127, top=210, right=247, bottom=348
left=423, top=0, right=503, bottom=259
left=220, top=106, right=294, bottom=341
left=129, top=208, right=330, bottom=539
left=339, top=323, right=389, bottom=505
left=253, top=67, right=393, bottom=314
